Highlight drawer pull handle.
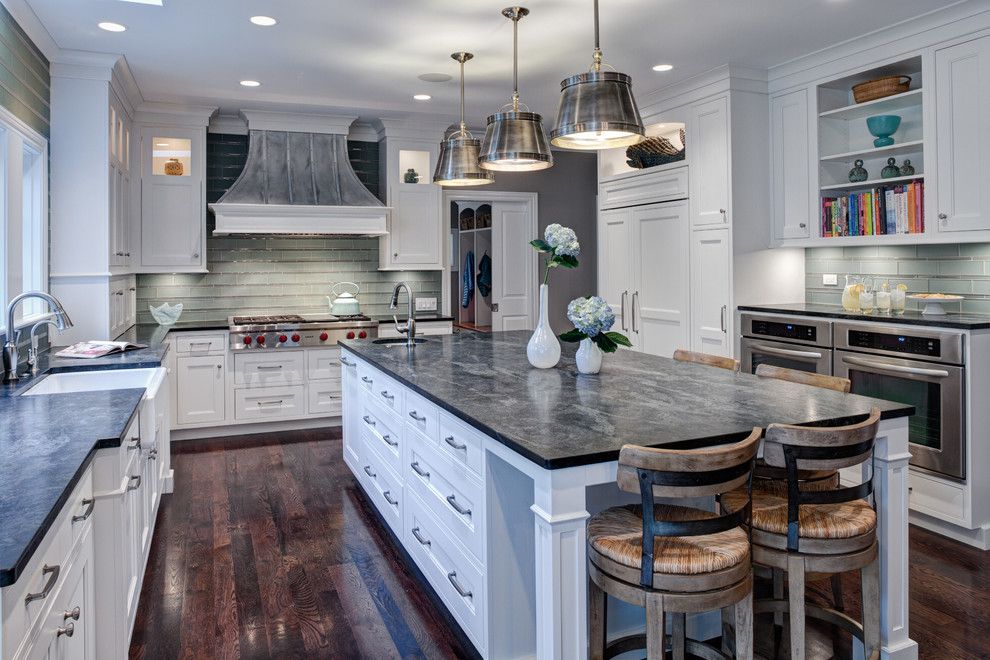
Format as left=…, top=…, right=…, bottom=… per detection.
left=380, top=391, right=394, bottom=401
left=446, top=494, right=472, bottom=517
left=408, top=411, right=426, bottom=422
left=72, top=498, right=95, bottom=523
left=189, top=341, right=212, bottom=347
left=363, top=465, right=377, bottom=479
left=127, top=475, right=142, bottom=491
left=383, top=490, right=399, bottom=506
left=63, top=607, right=80, bottom=621
left=382, top=434, right=398, bottom=447
left=411, top=527, right=431, bottom=547
left=128, top=437, right=141, bottom=451
left=25, top=564, right=60, bottom=603
left=363, top=415, right=376, bottom=427
left=444, top=435, right=467, bottom=451
left=410, top=462, right=430, bottom=478
left=56, top=622, right=75, bottom=638
left=340, top=357, right=356, bottom=367
left=447, top=571, right=473, bottom=599
left=256, top=364, right=284, bottom=370
left=257, top=400, right=284, bottom=407
left=362, top=376, right=373, bottom=383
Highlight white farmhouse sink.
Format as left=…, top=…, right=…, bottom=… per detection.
left=21, top=368, right=160, bottom=396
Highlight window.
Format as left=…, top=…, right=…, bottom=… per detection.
left=0, top=107, right=48, bottom=326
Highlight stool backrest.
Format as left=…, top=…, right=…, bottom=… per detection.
left=672, top=348, right=740, bottom=372
left=755, top=363, right=851, bottom=393
left=617, top=429, right=761, bottom=586
left=762, top=407, right=882, bottom=551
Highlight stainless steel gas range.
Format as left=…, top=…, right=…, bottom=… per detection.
left=228, top=314, right=379, bottom=351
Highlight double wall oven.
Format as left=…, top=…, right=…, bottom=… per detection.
left=741, top=312, right=967, bottom=481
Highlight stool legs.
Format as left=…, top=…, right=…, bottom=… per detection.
left=588, top=574, right=606, bottom=660
left=646, top=594, right=666, bottom=660
left=734, top=591, right=754, bottom=660
left=787, top=555, right=807, bottom=660
left=671, top=612, right=686, bottom=660
left=862, top=558, right=881, bottom=660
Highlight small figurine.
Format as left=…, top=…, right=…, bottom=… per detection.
left=403, top=168, right=419, bottom=183
left=848, top=159, right=868, bottom=183
left=900, top=159, right=915, bottom=176
left=881, top=157, right=901, bottom=179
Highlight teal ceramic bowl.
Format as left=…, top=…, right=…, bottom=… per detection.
left=866, top=114, right=901, bottom=148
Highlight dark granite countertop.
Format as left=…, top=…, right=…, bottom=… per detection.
left=340, top=330, right=914, bottom=469
left=739, top=303, right=990, bottom=330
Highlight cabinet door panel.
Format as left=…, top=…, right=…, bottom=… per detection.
left=631, top=202, right=690, bottom=357
left=597, top=208, right=636, bottom=348
left=389, top=187, right=440, bottom=266
left=175, top=355, right=225, bottom=425
left=141, top=181, right=200, bottom=266
left=690, top=96, right=730, bottom=227
left=771, top=89, right=813, bottom=240
left=935, top=36, right=990, bottom=233
left=690, top=228, right=732, bottom=356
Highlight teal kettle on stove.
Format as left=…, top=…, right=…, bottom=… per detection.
left=328, top=282, right=362, bottom=316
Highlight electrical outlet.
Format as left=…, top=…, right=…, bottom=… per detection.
left=415, top=297, right=437, bottom=311
left=823, top=273, right=838, bottom=286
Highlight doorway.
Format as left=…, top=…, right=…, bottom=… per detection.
left=443, top=191, right=538, bottom=332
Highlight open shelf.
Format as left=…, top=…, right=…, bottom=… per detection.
left=820, top=140, right=924, bottom=162
left=819, top=88, right=923, bottom=121
left=820, top=174, right=924, bottom=191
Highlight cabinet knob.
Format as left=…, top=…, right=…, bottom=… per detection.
left=192, top=252, right=200, bottom=259
left=799, top=222, right=807, bottom=229
left=63, top=607, right=80, bottom=621
left=56, top=622, right=74, bottom=638
left=938, top=213, right=948, bottom=220
left=393, top=252, right=398, bottom=258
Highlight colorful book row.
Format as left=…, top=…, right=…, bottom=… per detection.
left=821, top=181, right=924, bottom=237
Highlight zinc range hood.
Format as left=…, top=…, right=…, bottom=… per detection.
left=210, top=111, right=388, bottom=235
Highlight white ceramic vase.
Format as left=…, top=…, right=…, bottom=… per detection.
left=575, top=338, right=603, bottom=374
left=527, top=284, right=560, bottom=369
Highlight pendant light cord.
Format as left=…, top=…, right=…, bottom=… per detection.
left=512, top=11, right=519, bottom=110
left=592, top=0, right=603, bottom=72
left=459, top=56, right=467, bottom=136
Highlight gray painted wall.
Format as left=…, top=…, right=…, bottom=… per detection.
left=482, top=150, right=598, bottom=334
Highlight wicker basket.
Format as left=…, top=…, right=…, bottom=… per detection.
left=852, top=75, right=911, bottom=103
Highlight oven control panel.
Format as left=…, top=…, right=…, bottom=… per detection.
left=846, top=330, right=941, bottom=358
left=750, top=320, right=817, bottom=343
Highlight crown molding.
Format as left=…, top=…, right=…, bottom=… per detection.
left=134, top=101, right=217, bottom=127
left=239, top=110, right=357, bottom=134
left=51, top=49, right=122, bottom=82
left=110, top=56, right=143, bottom=116
left=639, top=64, right=768, bottom=120
left=208, top=113, right=247, bottom=135
left=372, top=117, right=452, bottom=141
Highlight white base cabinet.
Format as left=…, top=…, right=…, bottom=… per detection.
left=690, top=228, right=732, bottom=356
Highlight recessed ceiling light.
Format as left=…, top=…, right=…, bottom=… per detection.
left=117, top=0, right=163, bottom=5
left=413, top=94, right=432, bottom=101
left=418, top=73, right=452, bottom=83
left=652, top=64, right=673, bottom=72
left=240, top=80, right=261, bottom=87
left=250, top=15, right=277, bottom=26
left=98, top=22, right=127, bottom=32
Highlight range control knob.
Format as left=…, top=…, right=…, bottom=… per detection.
left=346, top=331, right=356, bottom=340
left=278, top=334, right=288, bottom=343
left=256, top=335, right=266, bottom=345
left=291, top=333, right=300, bottom=342
left=243, top=335, right=252, bottom=345
left=319, top=332, right=329, bottom=341
left=358, top=331, right=367, bottom=339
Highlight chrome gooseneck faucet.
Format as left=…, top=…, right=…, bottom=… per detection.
left=389, top=282, right=417, bottom=347
left=4, top=291, right=73, bottom=382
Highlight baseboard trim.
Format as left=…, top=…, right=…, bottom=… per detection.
left=172, top=417, right=341, bottom=441
left=909, top=511, right=990, bottom=550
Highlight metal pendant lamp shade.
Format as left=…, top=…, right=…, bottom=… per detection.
left=434, top=53, right=494, bottom=187
left=479, top=7, right=553, bottom=172
left=550, top=0, right=645, bottom=150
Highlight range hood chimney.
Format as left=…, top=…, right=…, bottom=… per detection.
left=210, top=111, right=388, bottom=235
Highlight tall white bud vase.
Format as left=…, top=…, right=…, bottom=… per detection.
left=527, top=284, right=560, bottom=369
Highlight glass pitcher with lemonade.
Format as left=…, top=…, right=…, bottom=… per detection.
left=841, top=275, right=864, bottom=312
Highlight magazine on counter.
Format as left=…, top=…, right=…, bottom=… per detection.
left=55, top=341, right=147, bottom=359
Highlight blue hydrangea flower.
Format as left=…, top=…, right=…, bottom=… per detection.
left=566, top=296, right=615, bottom=337
left=544, top=223, right=580, bottom=257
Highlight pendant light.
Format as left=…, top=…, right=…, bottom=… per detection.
left=479, top=7, right=553, bottom=171
left=433, top=52, right=495, bottom=187
left=550, top=0, right=645, bottom=150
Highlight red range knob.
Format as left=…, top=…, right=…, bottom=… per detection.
left=278, top=334, right=288, bottom=343
left=256, top=335, right=266, bottom=344
left=358, top=331, right=367, bottom=339
left=319, top=332, right=329, bottom=341
left=346, top=331, right=356, bottom=339
left=243, top=335, right=252, bottom=345
left=291, top=334, right=300, bottom=342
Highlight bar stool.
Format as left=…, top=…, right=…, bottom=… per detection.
left=721, top=408, right=882, bottom=660
left=673, top=348, right=740, bottom=372
left=587, top=428, right=761, bottom=660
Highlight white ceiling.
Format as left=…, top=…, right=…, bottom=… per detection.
left=25, top=0, right=961, bottom=124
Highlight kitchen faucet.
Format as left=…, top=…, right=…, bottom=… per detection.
left=4, top=291, right=73, bottom=382
left=26, top=318, right=61, bottom=374
left=389, top=282, right=416, bottom=347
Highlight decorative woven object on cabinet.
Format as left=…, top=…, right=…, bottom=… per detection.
left=852, top=75, right=911, bottom=103
left=625, top=129, right=685, bottom=169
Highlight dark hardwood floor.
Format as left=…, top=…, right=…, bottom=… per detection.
left=129, top=429, right=990, bottom=660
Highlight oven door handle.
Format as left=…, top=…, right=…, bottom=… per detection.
left=841, top=355, right=951, bottom=378
left=749, top=343, right=824, bottom=360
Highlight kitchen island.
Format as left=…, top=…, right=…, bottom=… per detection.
left=339, top=330, right=916, bottom=660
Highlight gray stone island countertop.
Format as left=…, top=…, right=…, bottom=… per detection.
left=340, top=330, right=914, bottom=469
left=739, top=302, right=990, bottom=330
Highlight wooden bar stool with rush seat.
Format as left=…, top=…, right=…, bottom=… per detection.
left=673, top=349, right=740, bottom=372
left=587, top=428, right=762, bottom=660
left=721, top=408, right=883, bottom=660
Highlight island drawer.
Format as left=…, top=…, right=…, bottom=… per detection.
left=438, top=412, right=485, bottom=478
left=360, top=398, right=404, bottom=474
left=234, top=386, right=306, bottom=421
left=406, top=441, right=485, bottom=563
left=357, top=363, right=404, bottom=414
left=405, top=490, right=486, bottom=653
left=357, top=441, right=403, bottom=537
left=174, top=332, right=226, bottom=355
left=404, top=389, right=439, bottom=442
left=234, top=351, right=305, bottom=388
left=306, top=347, right=342, bottom=381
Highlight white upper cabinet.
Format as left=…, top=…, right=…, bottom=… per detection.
left=108, top=92, right=132, bottom=270
left=935, top=35, right=990, bottom=233
left=378, top=138, right=442, bottom=270
left=138, top=127, right=207, bottom=271
left=770, top=88, right=813, bottom=240
left=690, top=227, right=732, bottom=356
left=690, top=96, right=730, bottom=227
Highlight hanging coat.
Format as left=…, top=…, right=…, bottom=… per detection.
left=477, top=252, right=492, bottom=298
left=461, top=250, right=475, bottom=308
